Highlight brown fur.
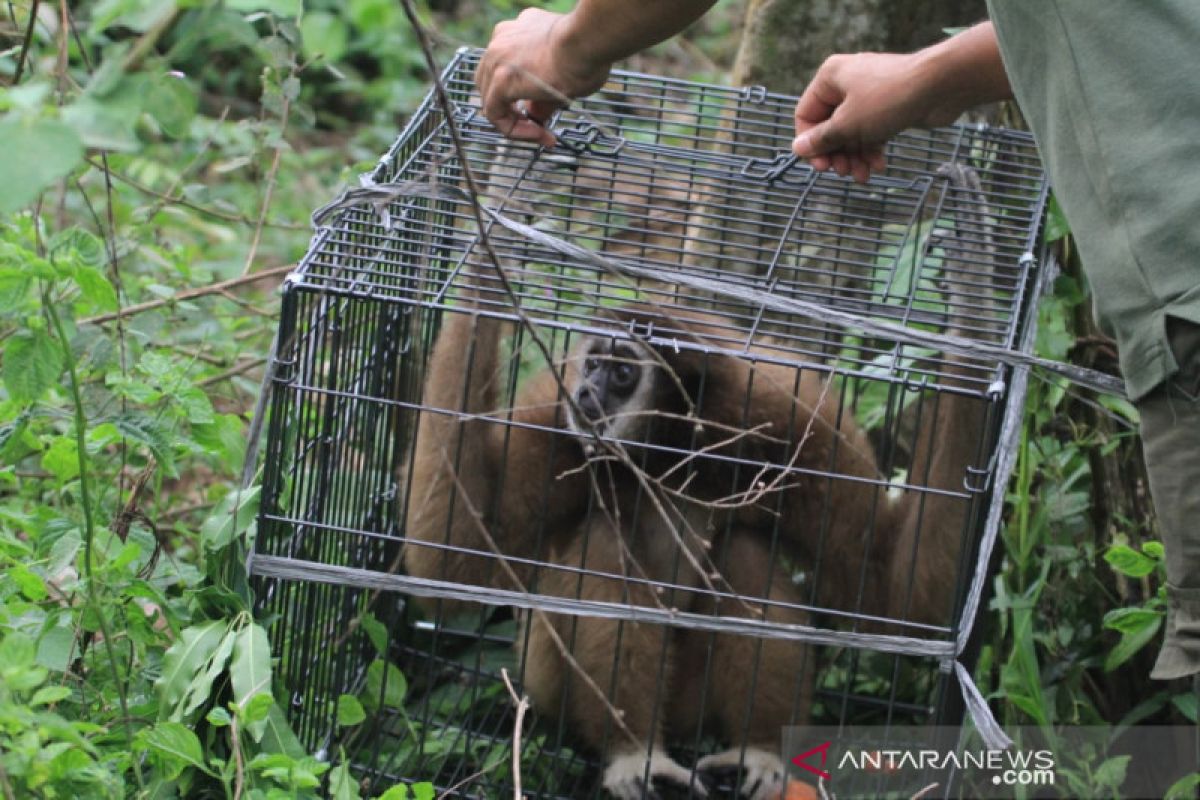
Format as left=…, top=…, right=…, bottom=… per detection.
left=403, top=296, right=981, bottom=788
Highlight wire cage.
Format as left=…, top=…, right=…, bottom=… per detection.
left=249, top=49, right=1049, bottom=799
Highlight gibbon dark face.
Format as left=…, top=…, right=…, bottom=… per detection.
left=567, top=338, right=657, bottom=442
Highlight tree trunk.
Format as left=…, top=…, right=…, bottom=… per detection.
left=732, top=0, right=987, bottom=94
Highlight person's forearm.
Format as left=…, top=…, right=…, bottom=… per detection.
left=911, top=22, right=1012, bottom=126
left=556, top=0, right=718, bottom=75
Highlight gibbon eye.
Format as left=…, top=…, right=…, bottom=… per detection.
left=611, top=362, right=639, bottom=389
left=584, top=357, right=600, bottom=374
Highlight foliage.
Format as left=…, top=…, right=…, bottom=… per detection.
left=974, top=211, right=1194, bottom=791
left=0, top=0, right=476, bottom=795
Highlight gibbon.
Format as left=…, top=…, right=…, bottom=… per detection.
left=403, top=168, right=991, bottom=799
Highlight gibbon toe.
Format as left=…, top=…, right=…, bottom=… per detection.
left=696, top=747, right=785, bottom=800
left=603, top=748, right=708, bottom=799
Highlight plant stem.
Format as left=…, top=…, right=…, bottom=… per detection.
left=44, top=289, right=146, bottom=791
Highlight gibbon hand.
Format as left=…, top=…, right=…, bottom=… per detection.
left=477, top=0, right=716, bottom=146
left=791, top=21, right=1013, bottom=183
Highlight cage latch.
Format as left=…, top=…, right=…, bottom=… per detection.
left=739, top=152, right=810, bottom=184
left=554, top=122, right=626, bottom=156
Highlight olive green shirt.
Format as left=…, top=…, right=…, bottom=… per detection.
left=987, top=0, right=1200, bottom=400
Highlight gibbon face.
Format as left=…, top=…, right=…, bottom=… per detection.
left=565, top=336, right=662, bottom=445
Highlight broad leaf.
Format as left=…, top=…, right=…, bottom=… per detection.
left=337, top=694, right=366, bottom=727
left=0, top=119, right=84, bottom=214
left=231, top=622, right=272, bottom=741
left=201, top=485, right=261, bottom=552
left=157, top=620, right=229, bottom=716
left=136, top=721, right=212, bottom=780
left=1104, top=544, right=1157, bottom=578
left=329, top=756, right=362, bottom=800
left=1105, top=617, right=1162, bottom=672
left=4, top=330, right=63, bottom=403
left=177, top=626, right=238, bottom=721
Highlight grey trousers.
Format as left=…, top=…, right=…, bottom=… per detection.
left=1144, top=317, right=1200, bottom=681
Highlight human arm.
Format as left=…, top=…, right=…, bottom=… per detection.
left=791, top=21, right=1014, bottom=183
left=476, top=0, right=717, bottom=146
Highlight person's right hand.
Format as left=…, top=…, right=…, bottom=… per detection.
left=791, top=23, right=1011, bottom=184
left=476, top=8, right=612, bottom=147
left=790, top=52, right=939, bottom=184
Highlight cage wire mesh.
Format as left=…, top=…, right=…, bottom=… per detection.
left=248, top=49, right=1049, bottom=799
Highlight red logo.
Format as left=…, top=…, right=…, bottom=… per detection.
left=791, top=741, right=832, bottom=780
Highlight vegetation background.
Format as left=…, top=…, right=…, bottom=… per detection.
left=0, top=0, right=1189, bottom=797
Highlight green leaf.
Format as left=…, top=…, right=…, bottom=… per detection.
left=411, top=783, right=435, bottom=800
left=41, top=436, right=81, bottom=483
left=177, top=626, right=238, bottom=721
left=61, top=78, right=143, bottom=151
left=1102, top=606, right=1163, bottom=634
left=259, top=702, right=305, bottom=758
left=144, top=73, right=197, bottom=139
left=377, top=786, right=410, bottom=800
left=1105, top=616, right=1162, bottom=671
left=156, top=620, right=229, bottom=716
left=362, top=660, right=407, bottom=711
left=0, top=119, right=84, bottom=214
left=360, top=612, right=388, bottom=655
left=207, top=707, right=233, bottom=727
left=1167, top=774, right=1200, bottom=800
left=1143, top=541, right=1165, bottom=560
left=136, top=721, right=213, bottom=780
left=1044, top=194, right=1070, bottom=242
left=1104, top=544, right=1158, bottom=578
left=109, top=412, right=177, bottom=474
left=192, top=413, right=247, bottom=465
left=178, top=386, right=215, bottom=424
left=201, top=486, right=261, bottom=552
left=329, top=754, right=362, bottom=800
left=337, top=694, right=366, bottom=727
left=30, top=684, right=72, bottom=706
left=52, top=228, right=106, bottom=268
left=4, top=330, right=63, bottom=403
left=71, top=265, right=119, bottom=312
left=10, top=563, right=48, bottom=601
left=0, top=267, right=32, bottom=315
left=1173, top=692, right=1199, bottom=723
left=301, top=12, right=349, bottom=63
left=231, top=622, right=273, bottom=741
left=90, top=0, right=176, bottom=34
left=242, top=691, right=274, bottom=726
left=226, top=0, right=301, bottom=16
left=37, top=624, right=76, bottom=672
left=1091, top=755, right=1130, bottom=789
left=0, top=630, right=36, bottom=667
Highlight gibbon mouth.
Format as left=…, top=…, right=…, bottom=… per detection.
left=567, top=406, right=601, bottom=436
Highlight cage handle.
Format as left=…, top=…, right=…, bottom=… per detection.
left=553, top=121, right=626, bottom=156
left=739, top=152, right=812, bottom=184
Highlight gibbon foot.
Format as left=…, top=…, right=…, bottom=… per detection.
left=603, top=748, right=708, bottom=799
left=696, top=747, right=786, bottom=800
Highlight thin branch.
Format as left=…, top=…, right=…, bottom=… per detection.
left=118, top=5, right=180, bottom=73
left=13, top=0, right=39, bottom=83
left=239, top=76, right=293, bottom=277
left=79, top=264, right=293, bottom=326
left=82, top=157, right=306, bottom=229
left=500, top=669, right=530, bottom=800
left=197, top=357, right=267, bottom=389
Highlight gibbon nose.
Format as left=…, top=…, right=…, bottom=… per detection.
left=576, top=385, right=606, bottom=423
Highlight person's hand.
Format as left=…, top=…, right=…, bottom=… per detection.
left=476, top=8, right=612, bottom=147
left=790, top=52, right=938, bottom=184
left=791, top=24, right=1011, bottom=183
